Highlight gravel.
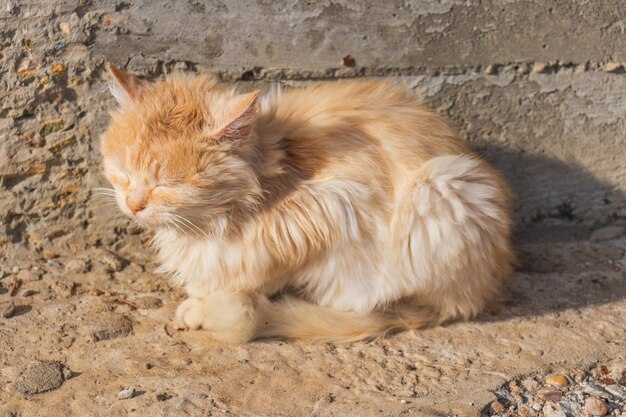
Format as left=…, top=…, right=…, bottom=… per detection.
left=483, top=364, right=626, bottom=417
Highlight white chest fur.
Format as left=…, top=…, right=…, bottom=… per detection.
left=154, top=229, right=242, bottom=295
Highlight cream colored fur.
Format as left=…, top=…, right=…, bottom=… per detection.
left=100, top=64, right=514, bottom=343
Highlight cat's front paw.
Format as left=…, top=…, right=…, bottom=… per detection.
left=171, top=292, right=261, bottom=343
left=173, top=297, right=207, bottom=330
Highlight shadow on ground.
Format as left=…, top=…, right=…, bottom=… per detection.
left=475, top=143, right=626, bottom=323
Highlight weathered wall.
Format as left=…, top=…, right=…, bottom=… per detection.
left=1, top=0, right=625, bottom=252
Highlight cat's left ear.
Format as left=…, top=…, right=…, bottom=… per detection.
left=107, top=63, right=145, bottom=107
left=214, top=90, right=260, bottom=142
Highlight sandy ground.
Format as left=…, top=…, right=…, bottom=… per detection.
left=1, top=223, right=625, bottom=417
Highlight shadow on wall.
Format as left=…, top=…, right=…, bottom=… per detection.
left=472, top=142, right=626, bottom=322
left=480, top=143, right=626, bottom=234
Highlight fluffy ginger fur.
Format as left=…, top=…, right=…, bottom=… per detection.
left=100, top=64, right=514, bottom=343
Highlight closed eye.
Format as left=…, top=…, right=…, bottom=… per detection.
left=155, top=178, right=185, bottom=188
left=104, top=164, right=130, bottom=188
left=110, top=171, right=130, bottom=187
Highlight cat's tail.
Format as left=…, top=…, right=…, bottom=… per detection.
left=254, top=296, right=438, bottom=343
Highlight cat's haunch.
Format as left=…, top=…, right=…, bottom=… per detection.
left=99, top=63, right=514, bottom=343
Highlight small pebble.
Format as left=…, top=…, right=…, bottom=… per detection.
left=575, top=63, right=588, bottom=73
left=117, top=387, right=136, bottom=400
left=1, top=300, right=15, bottom=318
left=584, top=397, right=608, bottom=416
left=490, top=401, right=506, bottom=413
left=582, top=383, right=611, bottom=399
left=558, top=400, right=582, bottom=416
left=545, top=374, right=570, bottom=387
left=605, top=384, right=626, bottom=399
left=22, top=289, right=36, bottom=297
left=91, top=313, right=133, bottom=341
left=571, top=368, right=587, bottom=382
left=532, top=63, right=547, bottom=73
left=542, top=404, right=566, bottom=417
left=12, top=266, right=19, bottom=273
left=517, top=63, right=530, bottom=75
left=604, top=62, right=623, bottom=73
left=65, top=259, right=89, bottom=274
left=537, top=388, right=563, bottom=401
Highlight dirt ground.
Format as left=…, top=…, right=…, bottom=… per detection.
left=1, top=223, right=625, bottom=416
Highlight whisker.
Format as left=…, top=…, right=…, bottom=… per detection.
left=91, top=197, right=117, bottom=203
left=90, top=190, right=116, bottom=195
left=170, top=213, right=202, bottom=240
left=170, top=213, right=209, bottom=240
left=179, top=215, right=209, bottom=240
left=159, top=212, right=186, bottom=237
left=90, top=193, right=117, bottom=201
left=169, top=217, right=190, bottom=238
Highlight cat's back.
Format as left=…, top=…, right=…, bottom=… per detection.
left=258, top=79, right=470, bottom=170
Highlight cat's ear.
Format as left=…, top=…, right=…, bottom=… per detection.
left=214, top=91, right=260, bottom=142
left=106, top=63, right=145, bottom=107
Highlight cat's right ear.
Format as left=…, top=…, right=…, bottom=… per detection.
left=107, top=63, right=144, bottom=107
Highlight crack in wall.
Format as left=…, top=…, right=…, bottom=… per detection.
left=133, top=60, right=626, bottom=82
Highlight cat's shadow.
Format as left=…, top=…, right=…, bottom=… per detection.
left=475, top=143, right=626, bottom=322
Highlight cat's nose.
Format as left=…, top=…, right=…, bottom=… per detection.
left=126, top=195, right=147, bottom=215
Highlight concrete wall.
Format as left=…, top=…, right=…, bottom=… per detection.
left=1, top=0, right=625, bottom=251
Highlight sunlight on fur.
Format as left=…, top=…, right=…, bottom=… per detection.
left=99, top=63, right=514, bottom=343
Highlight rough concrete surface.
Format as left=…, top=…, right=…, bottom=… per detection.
left=0, top=1, right=625, bottom=416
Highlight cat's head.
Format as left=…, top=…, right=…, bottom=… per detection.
left=99, top=63, right=262, bottom=233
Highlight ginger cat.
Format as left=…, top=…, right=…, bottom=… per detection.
left=99, top=63, right=513, bottom=343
